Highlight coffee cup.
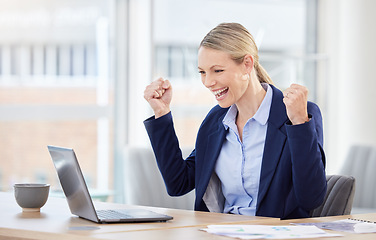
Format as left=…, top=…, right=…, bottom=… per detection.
left=14, top=183, right=50, bottom=212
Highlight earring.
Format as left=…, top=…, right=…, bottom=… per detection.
left=242, top=73, right=250, bottom=81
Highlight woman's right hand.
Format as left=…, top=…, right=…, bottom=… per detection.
left=144, top=77, right=172, bottom=118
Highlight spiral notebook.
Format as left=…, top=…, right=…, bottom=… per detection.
left=294, top=218, right=376, bottom=233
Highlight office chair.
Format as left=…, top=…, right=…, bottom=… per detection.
left=340, top=145, right=376, bottom=212
left=310, top=175, right=355, bottom=217
left=122, top=146, right=195, bottom=210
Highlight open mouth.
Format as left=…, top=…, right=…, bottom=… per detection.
left=213, top=87, right=229, bottom=100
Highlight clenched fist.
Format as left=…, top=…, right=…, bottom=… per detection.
left=144, top=77, right=172, bottom=118
left=283, top=84, right=309, bottom=125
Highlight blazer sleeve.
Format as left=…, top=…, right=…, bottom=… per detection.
left=285, top=102, right=327, bottom=210
left=144, top=112, right=196, bottom=196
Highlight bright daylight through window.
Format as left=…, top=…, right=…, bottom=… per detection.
left=0, top=0, right=322, bottom=204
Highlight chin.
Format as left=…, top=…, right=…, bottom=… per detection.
left=217, top=101, right=232, bottom=109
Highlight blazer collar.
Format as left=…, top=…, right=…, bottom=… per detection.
left=198, top=84, right=289, bottom=207
left=267, top=84, right=289, bottom=128
left=257, top=84, right=289, bottom=209
left=197, top=110, right=227, bottom=200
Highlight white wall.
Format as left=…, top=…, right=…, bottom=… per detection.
left=318, top=0, right=376, bottom=173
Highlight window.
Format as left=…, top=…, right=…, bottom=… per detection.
left=0, top=0, right=114, bottom=201
left=150, top=0, right=322, bottom=148
left=0, top=0, right=324, bottom=204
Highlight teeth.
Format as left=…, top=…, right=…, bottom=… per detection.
left=213, top=88, right=228, bottom=96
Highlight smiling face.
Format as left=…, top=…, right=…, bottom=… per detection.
left=198, top=47, right=249, bottom=108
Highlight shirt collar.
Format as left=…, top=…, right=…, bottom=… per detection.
left=222, top=83, right=273, bottom=129
left=222, top=104, right=238, bottom=130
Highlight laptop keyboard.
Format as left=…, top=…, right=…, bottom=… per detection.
left=96, top=209, right=132, bottom=220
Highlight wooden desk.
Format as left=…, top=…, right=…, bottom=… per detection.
left=0, top=191, right=260, bottom=239
left=1, top=191, right=376, bottom=240
left=95, top=213, right=376, bottom=240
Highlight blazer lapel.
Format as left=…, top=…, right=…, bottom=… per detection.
left=196, top=113, right=227, bottom=200
left=257, top=85, right=288, bottom=208
left=204, top=127, right=226, bottom=174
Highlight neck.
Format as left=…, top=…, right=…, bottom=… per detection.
left=235, top=73, right=266, bottom=123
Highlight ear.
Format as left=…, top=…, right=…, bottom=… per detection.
left=243, top=54, right=254, bottom=73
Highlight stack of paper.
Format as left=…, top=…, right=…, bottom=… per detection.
left=201, top=225, right=342, bottom=239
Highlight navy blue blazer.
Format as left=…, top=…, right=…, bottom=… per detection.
left=144, top=84, right=326, bottom=219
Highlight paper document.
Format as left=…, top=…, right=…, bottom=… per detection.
left=201, top=224, right=342, bottom=239
left=294, top=218, right=376, bottom=233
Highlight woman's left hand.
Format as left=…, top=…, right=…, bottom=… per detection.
left=283, top=84, right=309, bottom=125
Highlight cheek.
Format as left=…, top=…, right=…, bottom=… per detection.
left=225, top=72, right=239, bottom=83
left=235, top=72, right=246, bottom=81
left=232, top=76, right=249, bottom=96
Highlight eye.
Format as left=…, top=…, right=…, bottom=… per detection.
left=198, top=70, right=206, bottom=75
left=214, top=69, right=224, bottom=73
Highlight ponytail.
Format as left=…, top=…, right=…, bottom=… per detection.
left=255, top=62, right=273, bottom=85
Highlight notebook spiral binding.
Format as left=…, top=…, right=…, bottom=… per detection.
left=348, top=218, right=376, bottom=224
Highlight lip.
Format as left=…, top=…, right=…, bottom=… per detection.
left=211, top=87, right=229, bottom=100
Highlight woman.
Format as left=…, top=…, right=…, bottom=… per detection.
left=143, top=23, right=326, bottom=219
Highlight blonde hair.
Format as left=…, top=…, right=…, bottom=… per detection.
left=200, top=23, right=273, bottom=84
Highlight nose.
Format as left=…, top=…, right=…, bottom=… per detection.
left=202, top=74, right=216, bottom=88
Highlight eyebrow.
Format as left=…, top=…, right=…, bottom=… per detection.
left=198, top=65, right=224, bottom=70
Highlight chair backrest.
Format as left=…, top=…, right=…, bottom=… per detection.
left=123, top=146, right=195, bottom=210
left=340, top=145, right=376, bottom=208
left=310, top=175, right=355, bottom=217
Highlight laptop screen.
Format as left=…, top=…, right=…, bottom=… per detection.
left=48, top=145, right=99, bottom=222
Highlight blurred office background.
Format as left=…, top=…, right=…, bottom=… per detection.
left=0, top=0, right=375, bottom=206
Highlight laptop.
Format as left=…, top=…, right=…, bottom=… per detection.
left=47, top=145, right=173, bottom=223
